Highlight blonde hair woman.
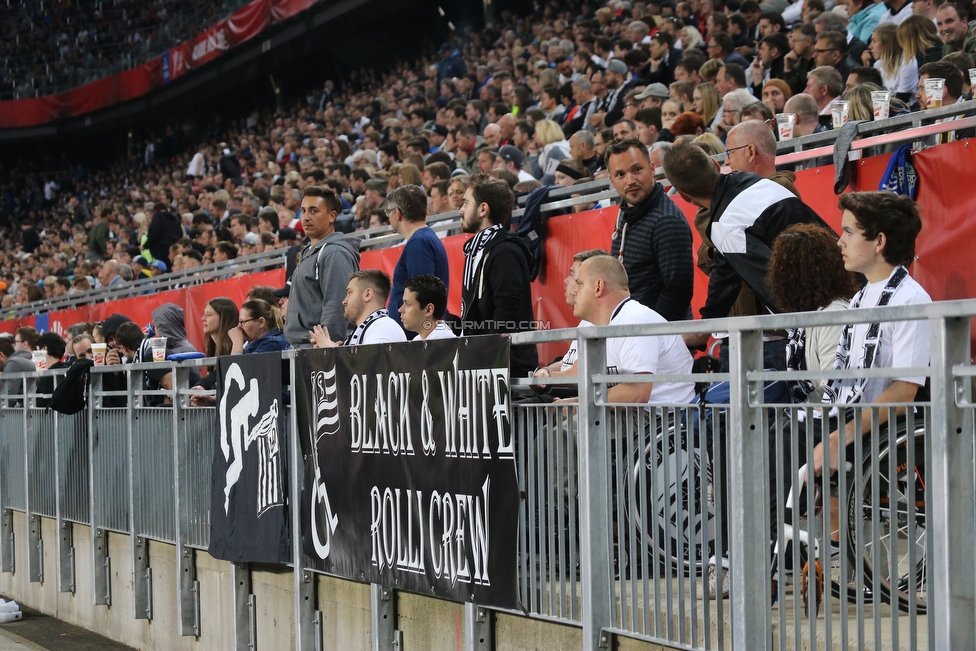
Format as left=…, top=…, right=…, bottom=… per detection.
left=865, top=23, right=918, bottom=98
left=532, top=119, right=570, bottom=184
left=693, top=82, right=721, bottom=127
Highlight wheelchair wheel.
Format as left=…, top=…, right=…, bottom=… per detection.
left=845, top=427, right=927, bottom=614
left=630, top=424, right=713, bottom=575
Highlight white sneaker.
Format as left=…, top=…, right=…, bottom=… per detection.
left=708, top=556, right=730, bottom=598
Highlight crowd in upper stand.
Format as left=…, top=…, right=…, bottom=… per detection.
left=2, top=0, right=973, bottom=315
left=0, top=0, right=227, bottom=99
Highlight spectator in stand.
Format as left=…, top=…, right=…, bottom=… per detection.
left=783, top=23, right=819, bottom=95
left=606, top=138, right=694, bottom=322
left=814, top=30, right=855, bottom=82
left=531, top=120, right=571, bottom=184
left=936, top=3, right=976, bottom=57
left=805, top=66, right=845, bottom=125
left=0, top=335, right=35, bottom=374
left=707, top=32, right=752, bottom=69
left=845, top=65, right=885, bottom=92
left=692, top=82, right=721, bottom=126
left=399, top=275, right=456, bottom=341
left=761, top=79, right=793, bottom=114
left=146, top=203, right=184, bottom=270
left=897, top=16, right=942, bottom=70
left=310, top=270, right=407, bottom=347
left=385, top=184, right=450, bottom=334
left=87, top=208, right=112, bottom=263
left=864, top=23, right=919, bottom=101
left=878, top=0, right=913, bottom=26
left=230, top=299, right=291, bottom=354
left=284, top=186, right=360, bottom=346
left=35, top=332, right=69, bottom=408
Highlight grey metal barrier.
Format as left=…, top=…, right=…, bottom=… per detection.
left=0, top=300, right=973, bottom=651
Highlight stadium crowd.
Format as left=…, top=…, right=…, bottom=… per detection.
left=3, top=0, right=974, bottom=316
left=1, top=0, right=227, bottom=99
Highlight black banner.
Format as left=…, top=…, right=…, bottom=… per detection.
left=209, top=353, right=290, bottom=564
left=296, top=337, right=519, bottom=609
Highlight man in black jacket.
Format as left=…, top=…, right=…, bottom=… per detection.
left=146, top=204, right=184, bottom=270
left=663, top=143, right=829, bottom=326
left=459, top=174, right=538, bottom=378
left=606, top=139, right=695, bottom=322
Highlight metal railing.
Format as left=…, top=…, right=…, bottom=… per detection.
left=0, top=299, right=972, bottom=650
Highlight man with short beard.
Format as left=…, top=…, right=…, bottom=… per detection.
left=606, top=138, right=694, bottom=322
left=459, top=174, right=538, bottom=378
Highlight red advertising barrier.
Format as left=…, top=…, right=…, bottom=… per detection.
left=0, top=0, right=319, bottom=129
left=5, top=143, right=976, bottom=360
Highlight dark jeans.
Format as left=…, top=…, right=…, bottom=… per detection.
left=717, top=336, right=788, bottom=373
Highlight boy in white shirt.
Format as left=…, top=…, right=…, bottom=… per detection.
left=398, top=274, right=456, bottom=341
left=813, top=191, right=930, bottom=475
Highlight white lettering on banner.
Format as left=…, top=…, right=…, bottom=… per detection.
left=192, top=28, right=228, bottom=62
left=311, top=367, right=340, bottom=438
left=368, top=479, right=491, bottom=587
left=438, top=353, right=513, bottom=460
left=419, top=370, right=436, bottom=456
left=349, top=372, right=416, bottom=455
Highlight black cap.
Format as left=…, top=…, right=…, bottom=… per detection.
left=278, top=227, right=298, bottom=241
left=272, top=281, right=291, bottom=298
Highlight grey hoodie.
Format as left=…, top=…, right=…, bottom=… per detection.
left=150, top=303, right=201, bottom=386
left=284, top=231, right=360, bottom=346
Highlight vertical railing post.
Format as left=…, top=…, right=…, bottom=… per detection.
left=89, top=371, right=110, bottom=606
left=173, top=365, right=199, bottom=637
left=25, top=374, right=44, bottom=583
left=128, top=367, right=152, bottom=620
left=577, top=331, right=612, bottom=651
left=54, top=373, right=75, bottom=593
left=727, top=328, right=769, bottom=650
left=929, top=314, right=976, bottom=650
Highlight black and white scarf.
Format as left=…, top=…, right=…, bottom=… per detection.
left=823, top=266, right=909, bottom=405
left=462, top=224, right=503, bottom=292
left=785, top=327, right=815, bottom=403
left=344, top=308, right=389, bottom=346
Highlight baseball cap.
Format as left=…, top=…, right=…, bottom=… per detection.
left=635, top=83, right=671, bottom=100
left=133, top=256, right=149, bottom=266
left=0, top=282, right=7, bottom=291
left=607, top=59, right=628, bottom=75
left=430, top=124, right=448, bottom=137
left=151, top=260, right=167, bottom=272
left=272, top=281, right=291, bottom=298
left=497, top=145, right=524, bottom=167
left=242, top=232, right=259, bottom=246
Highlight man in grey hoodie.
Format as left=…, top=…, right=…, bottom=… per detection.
left=284, top=186, right=361, bottom=346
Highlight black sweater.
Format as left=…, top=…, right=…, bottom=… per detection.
left=461, top=230, right=539, bottom=378
left=610, top=183, right=695, bottom=322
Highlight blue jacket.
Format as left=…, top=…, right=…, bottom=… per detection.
left=244, top=329, right=291, bottom=354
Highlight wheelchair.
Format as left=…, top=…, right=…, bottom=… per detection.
left=773, top=418, right=927, bottom=616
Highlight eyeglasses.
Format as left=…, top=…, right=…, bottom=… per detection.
left=726, top=144, right=751, bottom=154
left=814, top=48, right=838, bottom=53
left=238, top=318, right=258, bottom=326
left=384, top=206, right=399, bottom=215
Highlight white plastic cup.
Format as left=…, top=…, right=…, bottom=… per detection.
left=924, top=77, right=945, bottom=109
left=830, top=100, right=850, bottom=129
left=775, top=113, right=796, bottom=139
left=871, top=90, right=891, bottom=120
left=149, top=337, right=167, bottom=362
left=91, top=342, right=107, bottom=366
left=32, top=349, right=46, bottom=370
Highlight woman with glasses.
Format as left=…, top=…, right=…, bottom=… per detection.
left=229, top=299, right=290, bottom=355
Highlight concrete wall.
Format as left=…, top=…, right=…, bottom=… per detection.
left=0, top=513, right=666, bottom=651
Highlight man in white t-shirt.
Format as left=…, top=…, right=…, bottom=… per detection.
left=813, top=191, right=931, bottom=475
left=310, top=270, right=407, bottom=347
left=399, top=274, right=456, bottom=341
left=532, top=248, right=608, bottom=391
left=568, top=255, right=696, bottom=406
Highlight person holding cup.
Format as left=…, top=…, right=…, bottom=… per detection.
left=915, top=61, right=975, bottom=142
